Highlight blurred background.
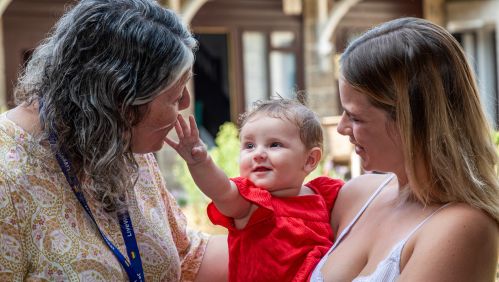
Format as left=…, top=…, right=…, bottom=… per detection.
left=0, top=0, right=498, bottom=236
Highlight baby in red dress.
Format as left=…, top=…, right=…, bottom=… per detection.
left=167, top=97, right=343, bottom=282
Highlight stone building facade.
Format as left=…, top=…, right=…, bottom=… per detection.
left=0, top=0, right=496, bottom=178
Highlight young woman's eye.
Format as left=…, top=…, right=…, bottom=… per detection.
left=347, top=113, right=360, bottom=123
left=270, top=142, right=282, bottom=148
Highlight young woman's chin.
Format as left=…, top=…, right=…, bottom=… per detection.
left=360, top=157, right=378, bottom=173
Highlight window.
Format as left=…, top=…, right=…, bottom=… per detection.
left=242, top=29, right=301, bottom=110
left=453, top=27, right=498, bottom=128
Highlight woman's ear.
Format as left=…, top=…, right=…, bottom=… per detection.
left=304, top=147, right=322, bottom=173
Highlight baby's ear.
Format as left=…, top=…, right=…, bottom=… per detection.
left=304, top=147, right=322, bottom=173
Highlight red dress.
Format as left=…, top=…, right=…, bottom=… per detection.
left=207, top=176, right=343, bottom=282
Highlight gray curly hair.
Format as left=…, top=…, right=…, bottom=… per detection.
left=14, top=0, right=197, bottom=211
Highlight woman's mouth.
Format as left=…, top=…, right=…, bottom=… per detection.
left=154, top=123, right=175, bottom=132
left=355, top=145, right=365, bottom=154
left=349, top=138, right=365, bottom=154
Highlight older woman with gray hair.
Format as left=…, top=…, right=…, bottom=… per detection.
left=0, top=0, right=227, bottom=281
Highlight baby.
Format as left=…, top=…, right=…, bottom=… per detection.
left=167, top=97, right=343, bottom=281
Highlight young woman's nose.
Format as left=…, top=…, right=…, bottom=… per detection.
left=337, top=111, right=352, bottom=136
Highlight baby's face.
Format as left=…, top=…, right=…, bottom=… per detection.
left=239, top=115, right=310, bottom=194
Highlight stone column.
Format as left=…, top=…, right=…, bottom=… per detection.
left=303, top=0, right=345, bottom=173
left=303, top=0, right=340, bottom=119
left=423, top=0, right=446, bottom=27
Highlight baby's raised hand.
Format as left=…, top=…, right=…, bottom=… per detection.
left=165, top=115, right=208, bottom=166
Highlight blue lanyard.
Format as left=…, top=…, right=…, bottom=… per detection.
left=48, top=132, right=145, bottom=282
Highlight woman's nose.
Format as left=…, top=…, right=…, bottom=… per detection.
left=337, top=111, right=351, bottom=136
left=179, top=88, right=190, bottom=110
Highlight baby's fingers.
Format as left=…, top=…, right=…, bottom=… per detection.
left=174, top=118, right=184, bottom=139
left=177, top=114, right=191, bottom=137
left=188, top=115, right=200, bottom=139
left=164, top=136, right=178, bottom=149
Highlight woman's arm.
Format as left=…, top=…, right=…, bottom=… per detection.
left=194, top=235, right=229, bottom=282
left=399, top=204, right=498, bottom=281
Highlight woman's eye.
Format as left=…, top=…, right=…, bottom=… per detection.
left=343, top=111, right=360, bottom=123
left=348, top=114, right=360, bottom=123
left=270, top=142, right=282, bottom=148
left=176, top=94, right=183, bottom=104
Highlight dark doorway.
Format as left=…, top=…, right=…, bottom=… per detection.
left=193, top=33, right=231, bottom=147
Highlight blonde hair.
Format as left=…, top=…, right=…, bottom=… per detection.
left=341, top=17, right=499, bottom=222
left=239, top=92, right=324, bottom=152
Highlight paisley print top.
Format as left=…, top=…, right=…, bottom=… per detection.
left=0, top=113, right=208, bottom=282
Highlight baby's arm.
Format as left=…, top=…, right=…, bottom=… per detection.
left=165, top=115, right=251, bottom=219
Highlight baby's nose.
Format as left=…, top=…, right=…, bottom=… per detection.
left=253, top=148, right=267, bottom=161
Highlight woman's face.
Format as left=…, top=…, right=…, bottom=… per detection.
left=131, top=72, right=192, bottom=154
left=337, top=78, right=405, bottom=174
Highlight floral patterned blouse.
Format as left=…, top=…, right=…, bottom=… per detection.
left=0, top=113, right=208, bottom=281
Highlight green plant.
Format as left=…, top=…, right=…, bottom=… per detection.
left=172, top=122, right=240, bottom=232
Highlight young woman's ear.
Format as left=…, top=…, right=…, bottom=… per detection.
left=304, top=147, right=322, bottom=173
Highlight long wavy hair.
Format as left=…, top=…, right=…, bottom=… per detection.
left=14, top=0, right=197, bottom=211
left=341, top=17, right=499, bottom=222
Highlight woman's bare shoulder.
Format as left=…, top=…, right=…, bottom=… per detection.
left=402, top=203, right=498, bottom=281
left=331, top=173, right=394, bottom=230
left=420, top=202, right=497, bottom=245
left=337, top=173, right=393, bottom=204
left=425, top=202, right=496, bottom=235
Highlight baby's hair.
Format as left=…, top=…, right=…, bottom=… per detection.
left=239, top=91, right=323, bottom=151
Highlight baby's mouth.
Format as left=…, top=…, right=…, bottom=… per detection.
left=253, top=166, right=271, bottom=172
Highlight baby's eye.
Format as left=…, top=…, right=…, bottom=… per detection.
left=270, top=142, right=283, bottom=148
left=243, top=142, right=255, bottom=149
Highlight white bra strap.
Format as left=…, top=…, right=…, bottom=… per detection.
left=313, top=174, right=397, bottom=280
left=401, top=202, right=452, bottom=243
left=330, top=174, right=395, bottom=251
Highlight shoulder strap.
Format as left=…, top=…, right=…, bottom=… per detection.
left=311, top=174, right=396, bottom=281
left=401, top=202, right=452, bottom=243
left=330, top=174, right=395, bottom=251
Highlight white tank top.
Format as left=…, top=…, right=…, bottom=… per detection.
left=309, top=174, right=450, bottom=282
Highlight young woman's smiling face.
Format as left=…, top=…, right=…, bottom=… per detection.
left=337, top=78, right=405, bottom=175
left=131, top=72, right=192, bottom=154
left=238, top=114, right=313, bottom=195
